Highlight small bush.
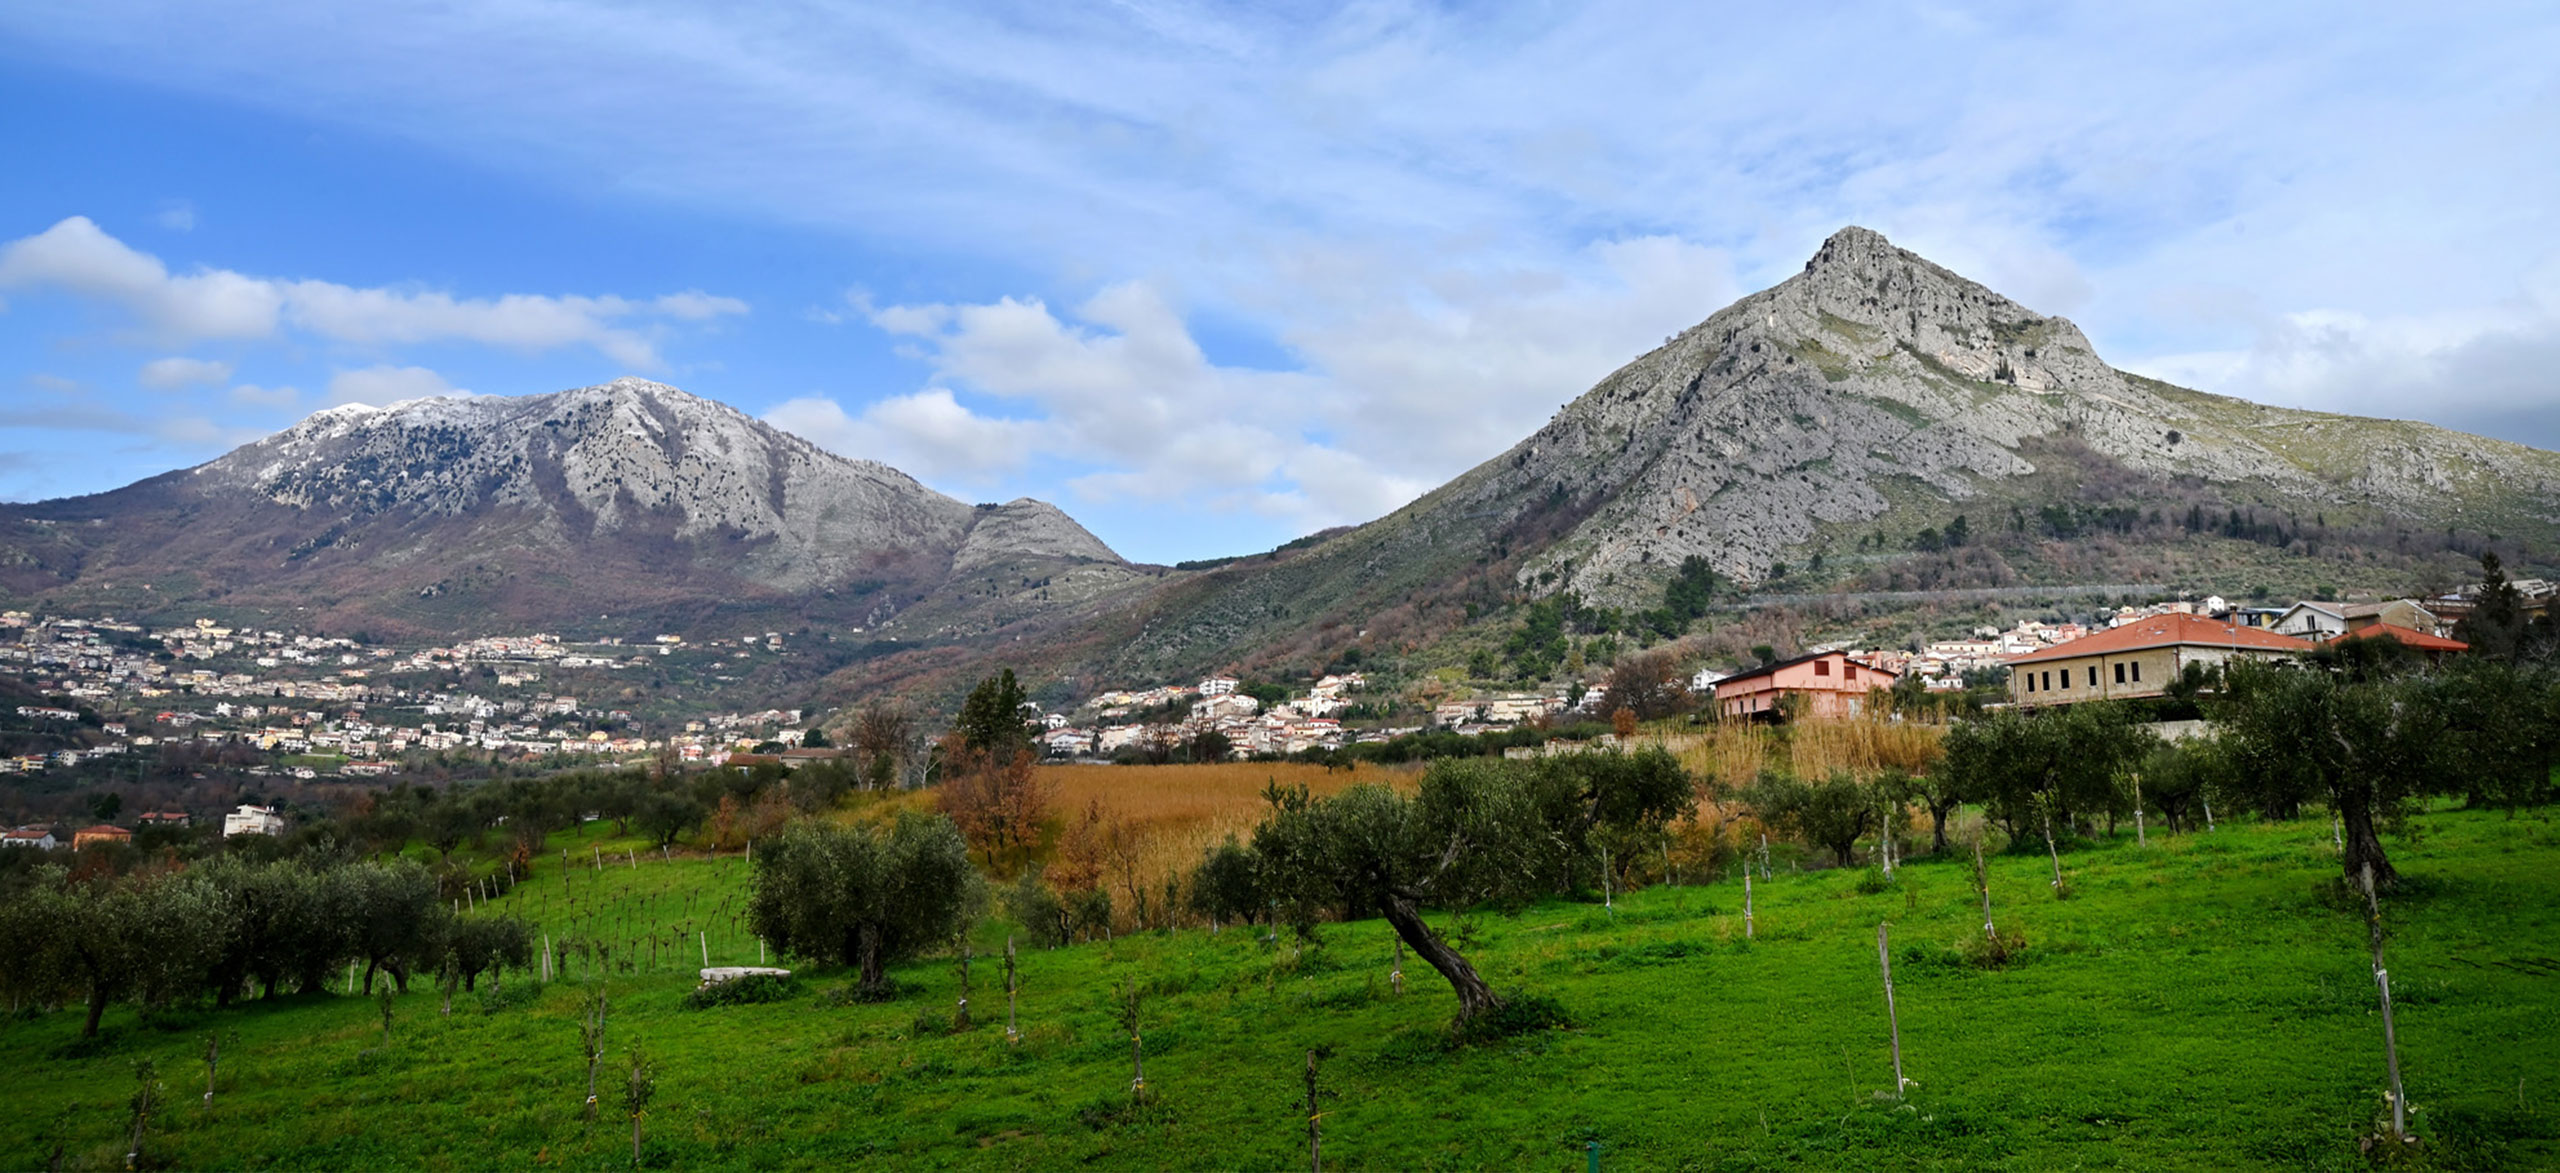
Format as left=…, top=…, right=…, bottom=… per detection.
left=1449, top=993, right=1572, bottom=1047
left=1961, top=929, right=2029, bottom=970
left=1854, top=870, right=1894, bottom=896
left=685, top=974, right=800, bottom=1009
left=819, top=979, right=907, bottom=1006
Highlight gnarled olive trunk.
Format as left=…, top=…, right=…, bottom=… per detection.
left=1378, top=893, right=1502, bottom=1022
left=2339, top=790, right=2397, bottom=889
left=857, top=922, right=887, bottom=998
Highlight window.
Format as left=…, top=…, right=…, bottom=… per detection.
left=2044, top=671, right=2054, bottom=692
left=1845, top=663, right=1859, bottom=681
left=2131, top=660, right=2141, bottom=683
left=1813, top=659, right=1830, bottom=677
left=2024, top=672, right=2035, bottom=693
left=2114, top=662, right=2126, bottom=685
left=2088, top=666, right=2099, bottom=688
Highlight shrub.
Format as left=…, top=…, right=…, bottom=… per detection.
left=1448, top=992, right=1572, bottom=1047
left=684, top=973, right=799, bottom=1009
left=1961, top=928, right=2029, bottom=970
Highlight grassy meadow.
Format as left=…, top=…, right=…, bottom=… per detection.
left=7, top=793, right=2559, bottom=1170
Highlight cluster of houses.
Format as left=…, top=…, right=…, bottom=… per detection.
left=1037, top=674, right=1382, bottom=758
left=0, top=803, right=287, bottom=852
left=1712, top=592, right=2484, bottom=719
left=0, top=608, right=837, bottom=778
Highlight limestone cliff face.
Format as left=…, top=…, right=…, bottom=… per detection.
left=1433, top=226, right=2560, bottom=601
left=1074, top=226, right=2560, bottom=683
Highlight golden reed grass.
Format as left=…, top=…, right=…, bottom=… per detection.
left=1036, top=761, right=1414, bottom=891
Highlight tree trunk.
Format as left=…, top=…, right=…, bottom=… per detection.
left=1930, top=804, right=1951, bottom=854
left=2338, top=790, right=2397, bottom=888
left=362, top=959, right=378, bottom=996
left=83, top=986, right=107, bottom=1038
left=1377, top=893, right=1502, bottom=1022
left=857, top=922, right=886, bottom=998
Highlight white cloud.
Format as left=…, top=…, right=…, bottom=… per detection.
left=0, top=216, right=281, bottom=339
left=0, top=217, right=747, bottom=367
left=772, top=238, right=1734, bottom=526
left=154, top=200, right=195, bottom=232
left=326, top=365, right=467, bottom=407
left=228, top=383, right=300, bottom=408
left=767, top=390, right=1037, bottom=484
left=137, top=356, right=233, bottom=390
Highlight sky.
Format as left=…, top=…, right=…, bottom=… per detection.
left=2, top=2, right=2556, bottom=565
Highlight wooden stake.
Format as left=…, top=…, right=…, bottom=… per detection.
left=1305, top=1049, right=1323, bottom=1173
left=1391, top=937, right=1405, bottom=996
left=1004, top=936, right=1020, bottom=1045
left=2202, top=794, right=2216, bottom=833
left=2132, top=773, right=2148, bottom=847
left=2362, top=863, right=2410, bottom=1142
left=1878, top=921, right=1908, bottom=1101
left=1744, top=873, right=1755, bottom=939
left=1973, top=838, right=1995, bottom=942
left=1601, top=847, right=1613, bottom=913
left=2041, top=803, right=2064, bottom=895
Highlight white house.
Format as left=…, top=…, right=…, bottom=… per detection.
left=1197, top=676, right=1239, bottom=697
left=1, top=826, right=58, bottom=850
left=223, top=805, right=286, bottom=838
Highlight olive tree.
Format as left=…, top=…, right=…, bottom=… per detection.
left=1742, top=770, right=1880, bottom=867
left=1251, top=748, right=1691, bottom=1023
left=2216, top=662, right=2453, bottom=887
left=746, top=812, right=978, bottom=998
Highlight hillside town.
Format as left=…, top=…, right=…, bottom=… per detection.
left=2, top=568, right=2548, bottom=850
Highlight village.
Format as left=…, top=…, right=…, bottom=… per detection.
left=2, top=569, right=2548, bottom=853
left=0, top=611, right=822, bottom=781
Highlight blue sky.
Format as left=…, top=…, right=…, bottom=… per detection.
left=3, top=2, right=2557, bottom=564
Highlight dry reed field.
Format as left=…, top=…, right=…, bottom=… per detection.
left=1037, top=760, right=1415, bottom=893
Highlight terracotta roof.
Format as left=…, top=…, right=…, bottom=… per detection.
left=2324, top=624, right=2468, bottom=652
left=2006, top=612, right=2312, bottom=665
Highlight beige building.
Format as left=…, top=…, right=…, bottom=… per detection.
left=2007, top=613, right=2312, bottom=707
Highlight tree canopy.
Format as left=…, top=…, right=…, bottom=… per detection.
left=746, top=812, right=979, bottom=998
left=1250, top=748, right=1692, bottom=1022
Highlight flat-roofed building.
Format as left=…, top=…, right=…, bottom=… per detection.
left=2007, top=613, right=2311, bottom=707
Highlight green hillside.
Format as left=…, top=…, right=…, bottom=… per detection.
left=9, top=808, right=2556, bottom=1170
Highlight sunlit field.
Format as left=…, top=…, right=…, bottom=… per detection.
left=8, top=802, right=2556, bottom=1170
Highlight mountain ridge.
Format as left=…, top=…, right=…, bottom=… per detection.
left=3, top=230, right=2555, bottom=706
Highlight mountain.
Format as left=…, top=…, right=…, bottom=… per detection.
left=1056, top=226, right=2560, bottom=685
left=0, top=378, right=1147, bottom=637
left=7, top=230, right=2555, bottom=705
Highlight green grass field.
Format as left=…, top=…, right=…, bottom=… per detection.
left=10, top=806, right=2559, bottom=1171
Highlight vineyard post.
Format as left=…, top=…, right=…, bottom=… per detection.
left=1973, top=837, right=1995, bottom=942
left=1305, top=1049, right=1323, bottom=1173
left=1005, top=936, right=1020, bottom=1046
left=2362, top=863, right=2410, bottom=1143
left=1743, top=873, right=1755, bottom=940
left=1878, top=921, right=1908, bottom=1101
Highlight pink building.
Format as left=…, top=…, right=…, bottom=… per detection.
left=1713, top=651, right=1898, bottom=721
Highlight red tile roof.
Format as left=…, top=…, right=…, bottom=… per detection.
left=2324, top=624, right=2468, bottom=652
left=2006, top=612, right=2313, bottom=665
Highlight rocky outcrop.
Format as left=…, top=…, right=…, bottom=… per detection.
left=1441, top=226, right=2560, bottom=601
left=0, top=378, right=1134, bottom=637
